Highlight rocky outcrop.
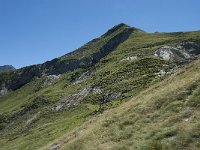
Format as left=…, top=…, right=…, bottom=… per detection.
left=104, top=92, right=122, bottom=102
left=92, top=87, right=102, bottom=94
left=121, top=56, right=137, bottom=61
left=42, top=75, right=60, bottom=87
left=49, top=144, right=60, bottom=150
left=26, top=112, right=40, bottom=126
left=179, top=41, right=200, bottom=55
left=73, top=71, right=91, bottom=84
left=155, top=42, right=200, bottom=62
left=0, top=83, right=8, bottom=96
left=53, top=87, right=92, bottom=111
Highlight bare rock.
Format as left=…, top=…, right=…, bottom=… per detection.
left=121, top=56, right=137, bottom=61
left=43, top=75, right=60, bottom=87
left=73, top=71, right=90, bottom=84
left=104, top=92, right=122, bottom=102
left=179, top=41, right=200, bottom=55
left=26, top=114, right=38, bottom=125
left=0, top=83, right=8, bottom=96
left=53, top=87, right=92, bottom=111
left=92, top=87, right=102, bottom=94
left=155, top=69, right=166, bottom=77
left=50, top=144, right=60, bottom=150
left=155, top=42, right=200, bottom=62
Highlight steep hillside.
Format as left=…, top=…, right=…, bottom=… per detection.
left=0, top=24, right=200, bottom=150
left=0, top=65, right=15, bottom=73
left=0, top=23, right=135, bottom=93
left=57, top=58, right=200, bottom=150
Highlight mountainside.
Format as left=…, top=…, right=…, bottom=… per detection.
left=55, top=58, right=200, bottom=150
left=0, top=23, right=200, bottom=150
left=0, top=23, right=135, bottom=93
left=0, top=65, right=15, bottom=73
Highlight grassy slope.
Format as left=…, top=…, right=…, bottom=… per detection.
left=57, top=58, right=200, bottom=150
left=0, top=29, right=200, bottom=149
left=0, top=69, right=98, bottom=149
left=0, top=25, right=134, bottom=150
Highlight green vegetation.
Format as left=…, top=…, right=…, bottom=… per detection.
left=0, top=104, right=96, bottom=150
left=60, top=59, right=200, bottom=150
left=0, top=24, right=200, bottom=149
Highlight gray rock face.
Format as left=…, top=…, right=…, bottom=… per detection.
left=155, top=67, right=177, bottom=79
left=43, top=75, right=60, bottom=87
left=180, top=41, right=200, bottom=55
left=104, top=92, right=122, bottom=102
left=73, top=71, right=91, bottom=84
left=0, top=83, right=8, bottom=96
left=49, top=144, right=59, bottom=150
left=92, top=87, right=102, bottom=94
left=155, top=46, right=177, bottom=60
left=26, top=113, right=40, bottom=126
left=155, top=42, right=200, bottom=61
left=121, top=56, right=137, bottom=61
left=53, top=87, right=92, bottom=111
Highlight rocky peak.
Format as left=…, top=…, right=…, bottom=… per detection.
left=0, top=65, right=15, bottom=73
left=103, top=23, right=130, bottom=36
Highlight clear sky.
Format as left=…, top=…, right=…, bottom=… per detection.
left=0, top=0, right=200, bottom=69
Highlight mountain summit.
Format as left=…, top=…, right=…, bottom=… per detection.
left=0, top=24, right=200, bottom=150
left=103, top=23, right=144, bottom=36
left=0, top=65, right=15, bottom=73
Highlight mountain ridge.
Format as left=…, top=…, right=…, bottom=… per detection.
left=0, top=23, right=200, bottom=150
left=0, top=65, right=15, bottom=73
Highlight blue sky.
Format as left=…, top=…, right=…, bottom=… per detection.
left=0, top=0, right=200, bottom=68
